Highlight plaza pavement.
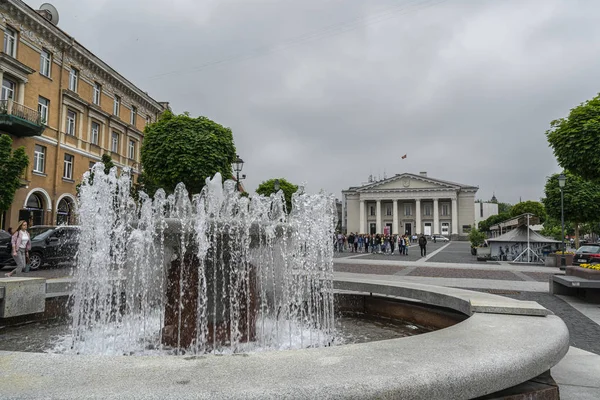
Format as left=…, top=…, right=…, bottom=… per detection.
left=334, top=241, right=600, bottom=399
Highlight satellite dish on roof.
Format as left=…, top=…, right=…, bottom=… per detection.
left=39, top=3, right=59, bottom=25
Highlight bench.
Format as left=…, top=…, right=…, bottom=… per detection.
left=550, top=274, right=600, bottom=303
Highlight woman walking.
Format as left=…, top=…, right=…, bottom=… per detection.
left=5, top=220, right=30, bottom=277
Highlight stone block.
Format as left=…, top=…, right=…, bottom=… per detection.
left=0, top=278, right=46, bottom=318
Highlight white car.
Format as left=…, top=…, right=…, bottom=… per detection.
left=430, top=235, right=450, bottom=242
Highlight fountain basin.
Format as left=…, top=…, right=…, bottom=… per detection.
left=0, top=277, right=569, bottom=399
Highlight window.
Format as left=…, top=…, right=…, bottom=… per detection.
left=130, top=106, right=137, bottom=125
left=38, top=97, right=49, bottom=125
left=111, top=131, right=119, bottom=153
left=33, top=145, right=46, bottom=173
left=63, top=154, right=74, bottom=179
left=66, top=110, right=76, bottom=135
left=1, top=78, right=15, bottom=100
left=128, top=139, right=136, bottom=159
left=91, top=121, right=100, bottom=145
left=93, top=82, right=101, bottom=105
left=386, top=206, right=392, bottom=216
left=68, top=68, right=78, bottom=91
left=3, top=27, right=17, bottom=57
left=442, top=204, right=450, bottom=216
left=40, top=49, right=51, bottom=77
left=370, top=206, right=375, bottom=216
left=404, top=204, right=412, bottom=216
left=113, top=95, right=120, bottom=116
left=424, top=204, right=431, bottom=216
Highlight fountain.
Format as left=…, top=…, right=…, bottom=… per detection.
left=68, top=165, right=336, bottom=355
left=0, top=164, right=571, bottom=399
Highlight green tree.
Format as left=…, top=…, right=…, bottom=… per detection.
left=0, top=135, right=28, bottom=214
left=469, top=227, right=486, bottom=248
left=510, top=200, right=546, bottom=222
left=543, top=172, right=600, bottom=247
left=546, top=94, right=600, bottom=182
left=100, top=153, right=115, bottom=174
left=255, top=178, right=299, bottom=213
left=140, top=110, right=236, bottom=195
left=498, top=202, right=512, bottom=214
left=478, top=212, right=511, bottom=232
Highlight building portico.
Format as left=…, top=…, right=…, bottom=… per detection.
left=343, top=172, right=478, bottom=239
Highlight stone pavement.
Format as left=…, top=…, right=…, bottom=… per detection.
left=334, top=241, right=600, bottom=399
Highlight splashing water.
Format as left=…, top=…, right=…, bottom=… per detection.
left=62, top=164, right=337, bottom=355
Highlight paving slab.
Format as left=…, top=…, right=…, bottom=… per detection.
left=552, top=347, right=600, bottom=400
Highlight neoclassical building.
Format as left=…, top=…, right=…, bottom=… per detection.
left=342, top=172, right=478, bottom=239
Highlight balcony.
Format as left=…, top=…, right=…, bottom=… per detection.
left=0, top=100, right=44, bottom=137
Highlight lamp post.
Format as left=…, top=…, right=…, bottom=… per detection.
left=233, top=155, right=245, bottom=192
left=558, top=173, right=566, bottom=269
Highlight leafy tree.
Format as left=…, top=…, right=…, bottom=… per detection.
left=140, top=110, right=236, bottom=195
left=478, top=212, right=511, bottom=232
left=546, top=93, right=600, bottom=182
left=498, top=202, right=512, bottom=214
left=255, top=178, right=299, bottom=213
left=510, top=200, right=546, bottom=223
left=468, top=227, right=486, bottom=248
left=543, top=172, right=600, bottom=247
left=0, top=135, right=28, bottom=214
left=100, top=153, right=115, bottom=174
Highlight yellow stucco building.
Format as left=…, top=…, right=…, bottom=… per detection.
left=0, top=0, right=167, bottom=230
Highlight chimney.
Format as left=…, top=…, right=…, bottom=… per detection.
left=419, top=171, right=427, bottom=177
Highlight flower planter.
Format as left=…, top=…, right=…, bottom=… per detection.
left=545, top=257, right=557, bottom=268
left=553, top=254, right=573, bottom=267
left=566, top=265, right=600, bottom=281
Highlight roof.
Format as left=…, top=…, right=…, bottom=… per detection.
left=487, top=225, right=559, bottom=244
left=343, top=172, right=478, bottom=193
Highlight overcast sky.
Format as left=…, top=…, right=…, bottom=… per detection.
left=35, top=0, right=600, bottom=204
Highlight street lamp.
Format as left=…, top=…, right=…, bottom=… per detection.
left=558, top=173, right=566, bottom=269
left=232, top=155, right=244, bottom=192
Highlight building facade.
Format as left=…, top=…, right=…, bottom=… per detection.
left=342, top=172, right=478, bottom=238
left=474, top=201, right=499, bottom=227
left=0, top=0, right=166, bottom=230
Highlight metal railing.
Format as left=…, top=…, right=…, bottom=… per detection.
left=0, top=99, right=42, bottom=125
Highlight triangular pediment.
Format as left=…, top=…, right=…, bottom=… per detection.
left=357, top=173, right=460, bottom=191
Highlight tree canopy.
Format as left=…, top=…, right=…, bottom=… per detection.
left=478, top=212, right=511, bottom=232
left=0, top=135, right=28, bottom=213
left=255, top=178, right=299, bottom=213
left=543, top=172, right=600, bottom=245
left=546, top=94, right=600, bottom=182
left=510, top=200, right=546, bottom=222
left=140, top=110, right=236, bottom=195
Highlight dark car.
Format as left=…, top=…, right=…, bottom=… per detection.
left=0, top=226, right=79, bottom=270
left=572, top=244, right=600, bottom=266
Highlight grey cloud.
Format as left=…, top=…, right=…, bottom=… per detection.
left=45, top=0, right=600, bottom=203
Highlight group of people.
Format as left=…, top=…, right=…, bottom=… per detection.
left=335, top=233, right=429, bottom=256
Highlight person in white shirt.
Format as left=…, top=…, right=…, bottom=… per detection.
left=5, top=220, right=31, bottom=277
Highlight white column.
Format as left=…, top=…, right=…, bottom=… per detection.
left=376, top=200, right=382, bottom=234
left=415, top=199, right=421, bottom=234
left=359, top=200, right=366, bottom=234
left=452, top=197, right=458, bottom=235
left=433, top=198, right=440, bottom=235
left=392, top=199, right=399, bottom=235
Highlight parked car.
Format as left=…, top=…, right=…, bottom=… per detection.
left=430, top=235, right=450, bottom=242
left=0, top=225, right=80, bottom=270
left=572, top=244, right=600, bottom=266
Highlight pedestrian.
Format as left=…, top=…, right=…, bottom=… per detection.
left=390, top=234, right=396, bottom=254
left=5, top=220, right=31, bottom=277
left=7, top=227, right=13, bottom=236
left=404, top=234, right=409, bottom=255
left=398, top=235, right=404, bottom=255
left=348, top=233, right=355, bottom=253
left=418, top=234, right=427, bottom=257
